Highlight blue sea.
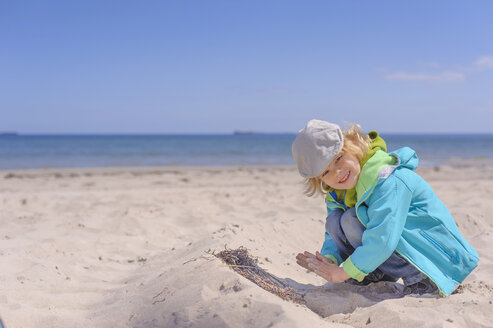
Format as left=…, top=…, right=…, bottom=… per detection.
left=1, top=133, right=493, bottom=170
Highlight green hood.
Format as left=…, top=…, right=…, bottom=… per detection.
left=325, top=131, right=393, bottom=207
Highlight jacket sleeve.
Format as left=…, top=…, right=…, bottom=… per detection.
left=320, top=207, right=344, bottom=265
left=342, top=175, right=413, bottom=281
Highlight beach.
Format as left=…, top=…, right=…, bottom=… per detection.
left=0, top=165, right=492, bottom=327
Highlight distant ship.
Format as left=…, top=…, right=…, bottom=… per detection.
left=0, top=131, right=18, bottom=136
left=233, top=130, right=254, bottom=135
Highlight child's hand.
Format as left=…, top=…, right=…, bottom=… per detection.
left=296, top=251, right=350, bottom=283
left=296, top=251, right=332, bottom=270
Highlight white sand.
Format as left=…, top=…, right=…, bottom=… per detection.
left=0, top=165, right=492, bottom=327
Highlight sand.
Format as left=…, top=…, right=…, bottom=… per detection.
left=0, top=165, right=492, bottom=327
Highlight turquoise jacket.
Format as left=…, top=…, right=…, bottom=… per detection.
left=321, top=147, right=479, bottom=296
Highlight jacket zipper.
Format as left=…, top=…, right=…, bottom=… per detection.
left=353, top=182, right=379, bottom=228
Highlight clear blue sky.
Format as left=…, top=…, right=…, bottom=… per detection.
left=1, top=1, right=492, bottom=134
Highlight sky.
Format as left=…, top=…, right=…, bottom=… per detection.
left=1, top=1, right=493, bottom=134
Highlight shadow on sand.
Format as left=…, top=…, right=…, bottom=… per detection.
left=281, top=277, right=407, bottom=317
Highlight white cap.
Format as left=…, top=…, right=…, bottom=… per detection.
left=291, top=120, right=344, bottom=178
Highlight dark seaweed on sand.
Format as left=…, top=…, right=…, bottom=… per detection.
left=215, top=246, right=304, bottom=304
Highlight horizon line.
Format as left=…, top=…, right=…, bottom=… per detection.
left=2, top=131, right=493, bottom=136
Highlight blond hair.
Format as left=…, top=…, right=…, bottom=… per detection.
left=304, top=124, right=371, bottom=197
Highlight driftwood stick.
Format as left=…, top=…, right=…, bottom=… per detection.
left=214, top=246, right=305, bottom=304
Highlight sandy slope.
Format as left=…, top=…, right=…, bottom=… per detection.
left=0, top=165, right=491, bottom=327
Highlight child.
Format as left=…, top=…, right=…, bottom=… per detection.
left=292, top=119, right=478, bottom=296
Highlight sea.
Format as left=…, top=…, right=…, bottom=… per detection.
left=1, top=133, right=493, bottom=170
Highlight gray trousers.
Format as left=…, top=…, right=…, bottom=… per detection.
left=326, top=207, right=426, bottom=286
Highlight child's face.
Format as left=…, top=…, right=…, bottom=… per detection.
left=319, top=152, right=361, bottom=190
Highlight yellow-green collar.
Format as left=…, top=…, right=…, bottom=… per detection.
left=355, top=150, right=396, bottom=201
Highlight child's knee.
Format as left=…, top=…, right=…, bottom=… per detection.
left=340, top=208, right=365, bottom=247
left=325, top=209, right=344, bottom=235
